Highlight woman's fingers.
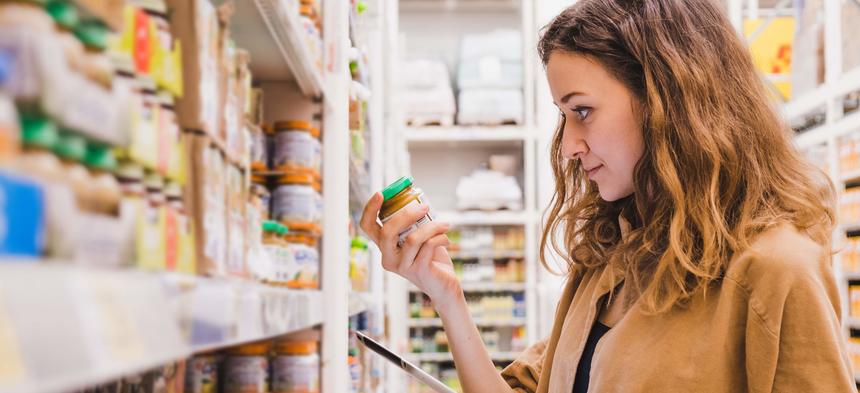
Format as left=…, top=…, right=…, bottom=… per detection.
left=398, top=221, right=450, bottom=274
left=412, top=234, right=450, bottom=269
left=359, top=192, right=384, bottom=243
left=379, top=203, right=430, bottom=250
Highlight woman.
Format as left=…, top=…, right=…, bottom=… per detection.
left=360, top=0, right=855, bottom=391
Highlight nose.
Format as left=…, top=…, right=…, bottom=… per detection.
left=561, top=124, right=588, bottom=161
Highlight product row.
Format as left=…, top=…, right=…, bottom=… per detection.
left=401, top=30, right=524, bottom=127
left=800, top=144, right=829, bottom=177
left=409, top=292, right=526, bottom=320
left=452, top=258, right=525, bottom=284
left=841, top=237, right=860, bottom=274
left=448, top=226, right=525, bottom=254
left=75, top=335, right=321, bottom=393
left=840, top=187, right=860, bottom=228
left=409, top=326, right=528, bottom=355
left=839, top=131, right=860, bottom=176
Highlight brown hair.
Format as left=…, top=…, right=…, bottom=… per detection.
left=538, top=0, right=835, bottom=313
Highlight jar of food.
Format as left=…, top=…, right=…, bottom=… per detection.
left=249, top=124, right=269, bottom=172
left=53, top=132, right=91, bottom=211
left=185, top=354, right=219, bottom=393
left=84, top=142, right=121, bottom=215
left=282, top=231, right=319, bottom=289
left=261, top=221, right=292, bottom=285
left=272, top=120, right=314, bottom=172
left=271, top=340, right=320, bottom=393
left=272, top=172, right=322, bottom=228
left=223, top=342, right=270, bottom=393
left=378, top=176, right=434, bottom=246
left=309, top=127, right=321, bottom=175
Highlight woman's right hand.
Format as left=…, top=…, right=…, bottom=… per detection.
left=359, top=192, right=462, bottom=304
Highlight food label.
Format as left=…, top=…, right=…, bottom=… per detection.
left=223, top=356, right=268, bottom=393
left=271, top=356, right=319, bottom=393
left=186, top=356, right=219, bottom=393
left=273, top=131, right=314, bottom=170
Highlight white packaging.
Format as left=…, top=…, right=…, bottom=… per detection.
left=459, top=30, right=522, bottom=63
left=457, top=88, right=523, bottom=126
left=456, top=168, right=523, bottom=211
left=400, top=59, right=457, bottom=126
left=457, top=57, right=523, bottom=89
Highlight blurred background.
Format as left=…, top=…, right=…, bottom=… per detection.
left=0, top=0, right=857, bottom=392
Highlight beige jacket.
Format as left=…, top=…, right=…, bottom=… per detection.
left=501, top=224, right=855, bottom=392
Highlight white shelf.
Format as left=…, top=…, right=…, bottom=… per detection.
left=841, top=168, right=860, bottom=184
left=408, top=317, right=526, bottom=328
left=795, top=110, right=860, bottom=149
left=843, top=224, right=860, bottom=234
left=785, top=68, right=860, bottom=122
left=405, top=126, right=529, bottom=147
left=0, top=263, right=326, bottom=393
left=435, top=210, right=531, bottom=226
left=349, top=291, right=372, bottom=316
left=843, top=271, right=860, bottom=281
left=227, top=0, right=325, bottom=97
left=410, top=282, right=526, bottom=293
left=847, top=317, right=860, bottom=328
left=448, top=250, right=525, bottom=260
left=407, top=351, right=520, bottom=363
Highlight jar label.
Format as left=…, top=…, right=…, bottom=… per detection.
left=381, top=197, right=433, bottom=246
left=222, top=357, right=268, bottom=393
left=273, top=131, right=314, bottom=170
left=271, top=356, right=319, bottom=393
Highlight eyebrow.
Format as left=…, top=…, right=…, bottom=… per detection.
left=553, top=91, right=585, bottom=106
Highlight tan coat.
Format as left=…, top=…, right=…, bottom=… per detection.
left=501, top=224, right=855, bottom=392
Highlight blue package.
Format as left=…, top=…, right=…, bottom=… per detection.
left=0, top=171, right=44, bottom=257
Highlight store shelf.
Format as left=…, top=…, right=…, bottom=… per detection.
left=227, top=0, right=325, bottom=97
left=435, top=210, right=530, bottom=226
left=407, top=317, right=526, bottom=328
left=847, top=316, right=860, bottom=328
left=843, top=224, right=860, bottom=234
left=349, top=291, right=372, bottom=316
left=0, top=262, right=189, bottom=393
left=410, top=282, right=526, bottom=293
left=405, top=126, right=529, bottom=148
left=407, top=351, right=520, bottom=363
left=449, top=249, right=525, bottom=260
left=842, top=169, right=860, bottom=184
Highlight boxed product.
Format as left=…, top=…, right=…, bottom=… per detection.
left=456, top=88, right=523, bottom=126
left=843, top=2, right=860, bottom=73
left=400, top=59, right=456, bottom=126
left=167, top=0, right=221, bottom=137
left=791, top=0, right=824, bottom=97
left=457, top=30, right=523, bottom=89
left=187, top=133, right=228, bottom=276
left=0, top=171, right=45, bottom=257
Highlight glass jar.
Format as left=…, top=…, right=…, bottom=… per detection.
left=271, top=340, right=320, bottom=393
left=378, top=176, right=434, bottom=246
left=272, top=120, right=314, bottom=172
left=223, top=343, right=270, bottom=393
left=283, top=231, right=319, bottom=289
left=272, top=172, right=322, bottom=228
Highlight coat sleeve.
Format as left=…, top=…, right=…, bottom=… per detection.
left=739, top=233, right=855, bottom=393
left=500, top=337, right=548, bottom=393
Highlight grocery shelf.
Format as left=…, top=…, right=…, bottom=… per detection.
left=843, top=271, right=860, bottom=281
left=407, top=351, right=520, bottom=363
left=448, top=249, right=526, bottom=260
left=843, top=224, right=860, bottom=235
left=847, top=317, right=860, bottom=328
left=227, top=0, right=325, bottom=97
left=405, top=126, right=529, bottom=148
left=785, top=68, right=860, bottom=123
left=410, top=282, right=526, bottom=293
left=349, top=291, right=372, bottom=316
left=435, top=210, right=531, bottom=226
left=842, top=169, right=860, bottom=184
left=408, top=317, right=526, bottom=328
left=0, top=262, right=327, bottom=393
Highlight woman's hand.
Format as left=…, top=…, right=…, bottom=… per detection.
left=359, top=192, right=461, bottom=304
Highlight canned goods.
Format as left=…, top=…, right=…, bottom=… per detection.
left=185, top=355, right=219, bottom=393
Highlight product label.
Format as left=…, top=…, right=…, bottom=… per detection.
left=272, top=131, right=314, bottom=170
left=186, top=356, right=218, bottom=393
left=272, top=185, right=318, bottom=224
left=290, top=245, right=319, bottom=288
left=271, top=356, right=319, bottom=393
left=222, top=356, right=268, bottom=393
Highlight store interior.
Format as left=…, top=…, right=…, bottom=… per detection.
left=0, top=0, right=858, bottom=392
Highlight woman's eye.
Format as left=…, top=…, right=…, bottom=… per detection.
left=573, top=107, right=591, bottom=120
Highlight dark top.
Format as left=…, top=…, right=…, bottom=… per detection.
left=572, top=320, right=611, bottom=393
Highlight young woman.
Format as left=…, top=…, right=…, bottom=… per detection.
left=360, top=0, right=855, bottom=391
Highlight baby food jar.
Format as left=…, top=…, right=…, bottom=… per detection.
left=309, top=127, right=322, bottom=175
left=271, top=340, right=320, bottom=393
left=379, top=176, right=434, bottom=246
left=185, top=354, right=219, bottom=393
left=272, top=120, right=315, bottom=173
left=272, top=172, right=322, bottom=229
left=283, top=231, right=319, bottom=289
left=223, top=342, right=270, bottom=393
left=250, top=124, right=269, bottom=172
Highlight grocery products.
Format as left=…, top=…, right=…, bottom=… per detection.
left=223, top=342, right=270, bottom=393
left=272, top=172, right=323, bottom=229
left=350, top=237, right=370, bottom=292
left=272, top=340, right=320, bottom=393
left=379, top=176, right=434, bottom=246
left=186, top=355, right=219, bottom=393
left=273, top=120, right=316, bottom=173
left=455, top=168, right=522, bottom=211
left=0, top=171, right=45, bottom=256
left=283, top=230, right=320, bottom=289
left=399, top=60, right=456, bottom=127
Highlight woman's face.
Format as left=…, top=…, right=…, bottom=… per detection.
left=546, top=52, right=645, bottom=202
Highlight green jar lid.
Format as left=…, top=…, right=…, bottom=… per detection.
left=381, top=176, right=413, bottom=201
left=277, top=223, right=290, bottom=235
left=84, top=143, right=117, bottom=171
left=54, top=132, right=87, bottom=161
left=45, top=0, right=79, bottom=30
left=74, top=19, right=108, bottom=51
left=351, top=237, right=368, bottom=250
left=20, top=113, right=59, bottom=149
left=262, top=220, right=280, bottom=233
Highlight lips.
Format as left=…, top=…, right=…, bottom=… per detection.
left=584, top=164, right=603, bottom=177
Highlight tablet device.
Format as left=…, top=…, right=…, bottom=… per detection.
left=353, top=330, right=456, bottom=393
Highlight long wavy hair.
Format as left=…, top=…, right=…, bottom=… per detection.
left=538, top=0, right=835, bottom=313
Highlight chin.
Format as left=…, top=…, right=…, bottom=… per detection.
left=597, top=187, right=633, bottom=202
